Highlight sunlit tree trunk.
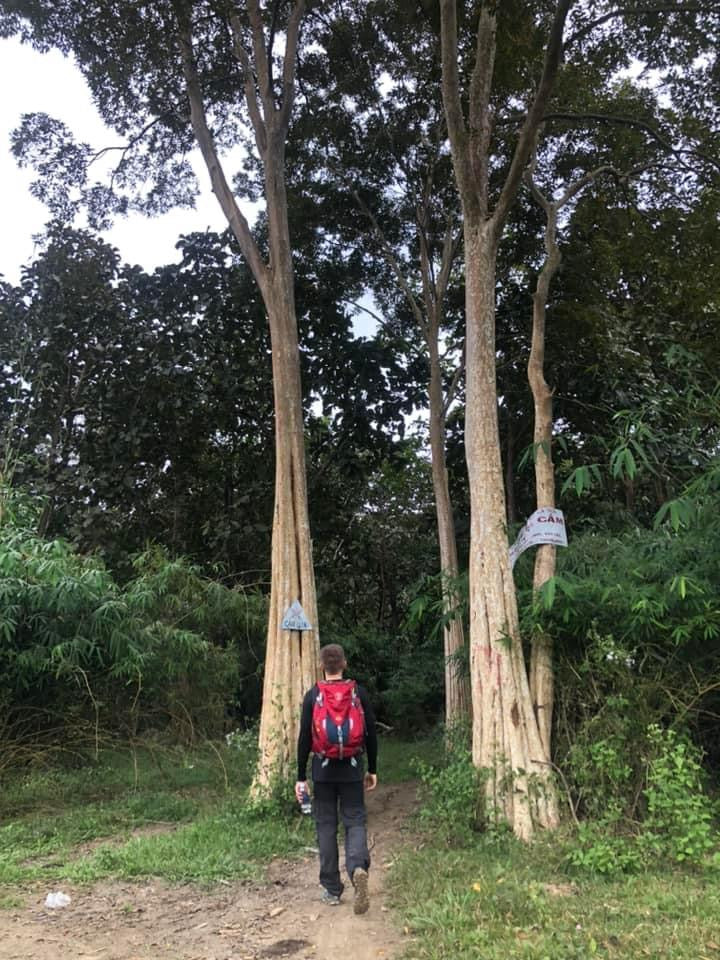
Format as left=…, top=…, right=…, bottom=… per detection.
left=464, top=224, right=557, bottom=838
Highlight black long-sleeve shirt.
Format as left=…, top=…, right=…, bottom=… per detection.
left=297, top=681, right=378, bottom=782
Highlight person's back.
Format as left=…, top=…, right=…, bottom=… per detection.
left=296, top=643, right=377, bottom=913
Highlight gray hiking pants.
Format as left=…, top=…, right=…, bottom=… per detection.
left=313, top=780, right=370, bottom=897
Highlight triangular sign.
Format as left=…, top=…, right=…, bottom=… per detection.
left=281, top=600, right=313, bottom=631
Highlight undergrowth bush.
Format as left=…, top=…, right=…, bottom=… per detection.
left=0, top=496, right=267, bottom=765
left=512, top=507, right=720, bottom=873
left=640, top=725, right=715, bottom=864
left=567, top=723, right=718, bottom=874
left=415, top=727, right=489, bottom=845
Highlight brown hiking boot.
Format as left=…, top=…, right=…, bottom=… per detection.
left=353, top=868, right=369, bottom=915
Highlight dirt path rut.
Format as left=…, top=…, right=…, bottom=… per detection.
left=0, top=781, right=418, bottom=960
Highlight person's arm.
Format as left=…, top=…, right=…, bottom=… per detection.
left=358, top=685, right=378, bottom=777
left=296, top=689, right=314, bottom=793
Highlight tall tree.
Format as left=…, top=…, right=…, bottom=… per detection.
left=438, top=0, right=719, bottom=837
left=177, top=0, right=318, bottom=790
left=524, top=158, right=616, bottom=757
left=4, top=0, right=319, bottom=785
left=522, top=43, right=720, bottom=753
left=439, top=0, right=571, bottom=837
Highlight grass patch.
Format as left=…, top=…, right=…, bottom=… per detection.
left=0, top=741, right=313, bottom=888
left=388, top=834, right=720, bottom=959
left=380, top=734, right=441, bottom=783
left=0, top=735, right=428, bottom=891
left=65, top=803, right=310, bottom=885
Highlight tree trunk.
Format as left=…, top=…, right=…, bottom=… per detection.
left=353, top=180, right=469, bottom=732
left=526, top=161, right=615, bottom=764
left=428, top=336, right=470, bottom=730
left=253, top=149, right=320, bottom=790
left=527, top=209, right=561, bottom=762
left=465, top=221, right=558, bottom=838
left=439, top=0, right=570, bottom=838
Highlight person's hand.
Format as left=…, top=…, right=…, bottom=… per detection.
left=295, top=780, right=309, bottom=803
left=364, top=773, right=377, bottom=792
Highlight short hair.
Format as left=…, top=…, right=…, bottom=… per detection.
left=320, top=643, right=346, bottom=674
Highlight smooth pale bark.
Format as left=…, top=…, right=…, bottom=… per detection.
left=465, top=224, right=557, bottom=838
left=177, top=1, right=319, bottom=788
left=255, top=154, right=320, bottom=786
left=439, top=0, right=571, bottom=837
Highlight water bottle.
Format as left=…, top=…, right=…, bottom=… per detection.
left=300, top=787, right=312, bottom=815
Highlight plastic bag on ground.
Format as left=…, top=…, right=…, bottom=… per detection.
left=44, top=891, right=71, bottom=909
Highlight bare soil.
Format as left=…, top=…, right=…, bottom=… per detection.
left=0, top=782, right=418, bottom=960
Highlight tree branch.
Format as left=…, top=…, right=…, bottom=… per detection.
left=341, top=298, right=387, bottom=330
left=88, top=113, right=170, bottom=167
left=468, top=7, right=497, bottom=216
left=417, top=211, right=435, bottom=338
left=524, top=140, right=552, bottom=215
left=556, top=164, right=617, bottom=208
left=279, top=0, right=305, bottom=131
left=246, top=0, right=273, bottom=118
left=436, top=216, right=458, bottom=313
left=176, top=12, right=268, bottom=297
left=491, top=0, right=573, bottom=240
left=439, top=0, right=474, bottom=208
left=542, top=111, right=720, bottom=174
left=352, top=189, right=428, bottom=340
left=229, top=14, right=268, bottom=155
left=443, top=343, right=466, bottom=416
left=267, top=0, right=281, bottom=98
left=564, top=4, right=714, bottom=49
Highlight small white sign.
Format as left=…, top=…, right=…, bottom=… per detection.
left=509, top=508, right=568, bottom=569
left=281, top=600, right=313, bottom=631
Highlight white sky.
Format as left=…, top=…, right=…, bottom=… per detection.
left=0, top=37, right=249, bottom=285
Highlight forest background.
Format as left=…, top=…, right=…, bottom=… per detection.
left=0, top=0, right=720, bottom=908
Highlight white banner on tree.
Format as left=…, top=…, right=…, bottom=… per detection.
left=509, top=508, right=568, bottom=569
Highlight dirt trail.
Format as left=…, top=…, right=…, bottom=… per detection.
left=0, top=781, right=418, bottom=960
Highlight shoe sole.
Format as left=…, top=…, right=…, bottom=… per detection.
left=353, top=869, right=369, bottom=915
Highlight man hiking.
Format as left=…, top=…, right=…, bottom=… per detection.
left=295, top=643, right=378, bottom=914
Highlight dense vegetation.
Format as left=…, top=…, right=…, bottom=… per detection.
left=0, top=0, right=719, bottom=919
left=2, top=214, right=719, bottom=864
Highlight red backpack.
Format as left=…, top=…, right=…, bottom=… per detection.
left=311, top=680, right=366, bottom=761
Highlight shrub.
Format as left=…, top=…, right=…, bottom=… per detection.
left=0, top=511, right=266, bottom=763
left=416, top=735, right=488, bottom=845
left=566, top=723, right=718, bottom=875
left=640, top=725, right=715, bottom=864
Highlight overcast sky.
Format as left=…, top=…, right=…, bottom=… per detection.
left=0, top=37, right=248, bottom=286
